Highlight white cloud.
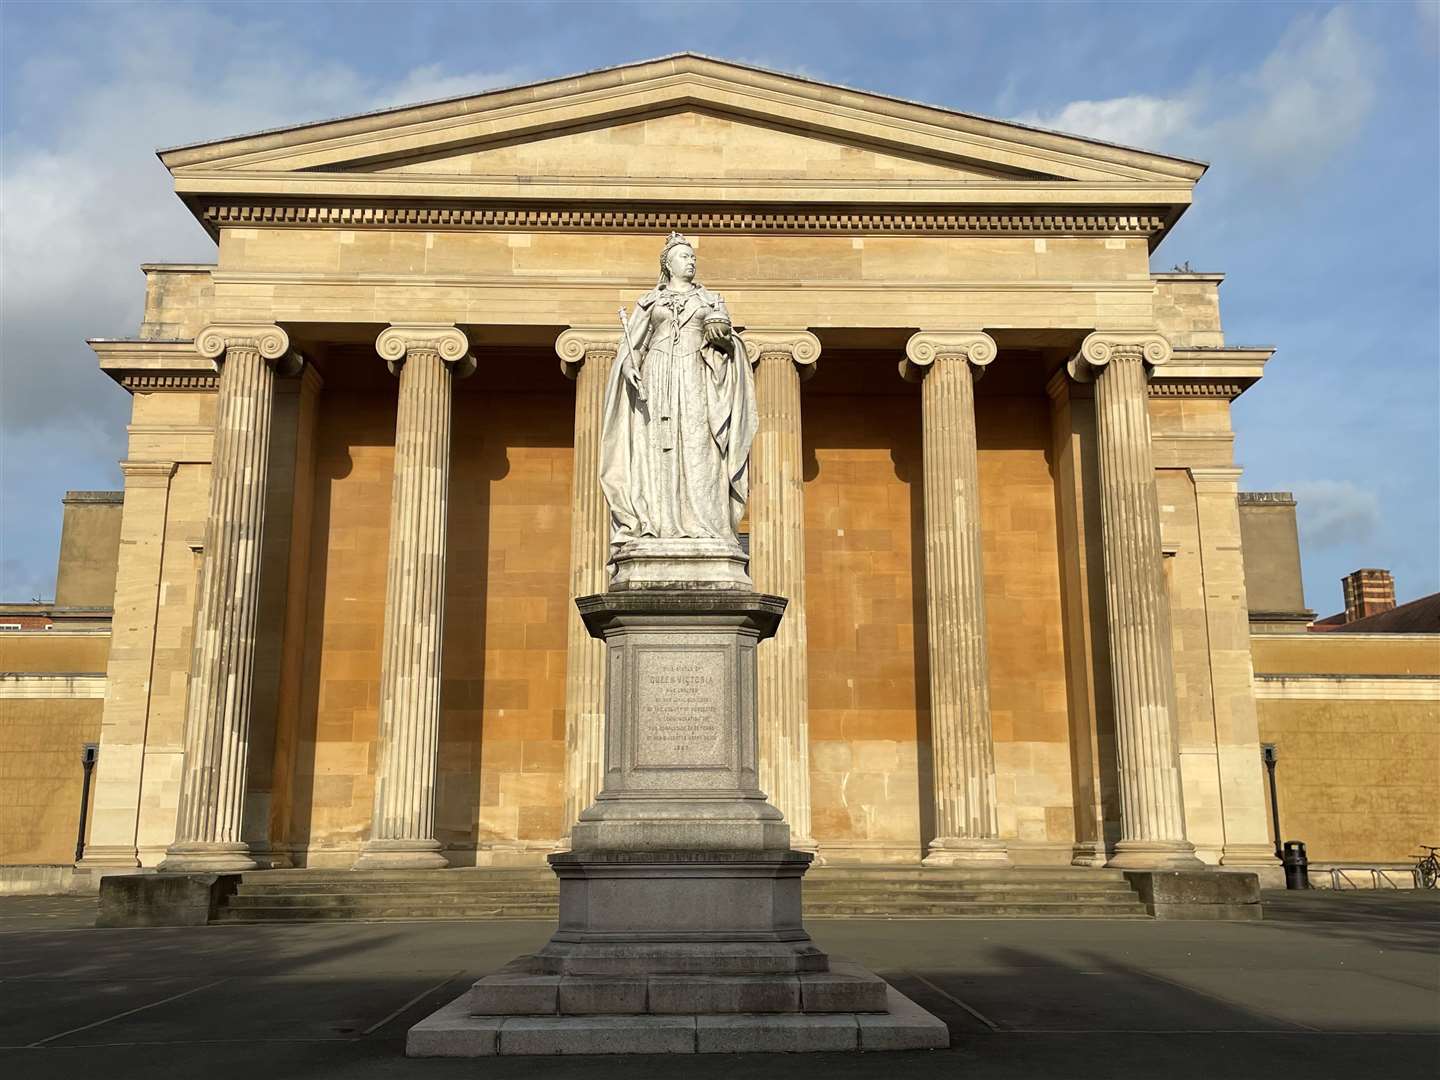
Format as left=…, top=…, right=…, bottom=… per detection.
left=0, top=2, right=525, bottom=597
left=0, top=3, right=523, bottom=435
left=1293, top=480, right=1381, bottom=550
left=1015, top=94, right=1197, bottom=152
left=1014, top=7, right=1378, bottom=175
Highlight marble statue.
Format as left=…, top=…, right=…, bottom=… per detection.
left=599, top=233, right=757, bottom=564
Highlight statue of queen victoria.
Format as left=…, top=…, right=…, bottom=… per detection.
left=599, top=233, right=757, bottom=585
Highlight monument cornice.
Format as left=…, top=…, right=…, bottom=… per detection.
left=1148, top=346, right=1274, bottom=399
left=90, top=339, right=218, bottom=392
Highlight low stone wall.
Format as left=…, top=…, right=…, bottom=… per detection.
left=0, top=864, right=99, bottom=896
left=1123, top=870, right=1262, bottom=920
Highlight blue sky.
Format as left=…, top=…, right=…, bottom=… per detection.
left=2, top=0, right=1437, bottom=613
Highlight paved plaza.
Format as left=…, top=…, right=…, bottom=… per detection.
left=0, top=891, right=1435, bottom=1078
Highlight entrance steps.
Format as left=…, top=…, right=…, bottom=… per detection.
left=212, top=864, right=1150, bottom=923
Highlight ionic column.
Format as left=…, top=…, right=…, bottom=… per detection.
left=743, top=329, right=821, bottom=853
left=1068, top=332, right=1200, bottom=868
left=354, top=325, right=474, bottom=869
left=163, top=324, right=300, bottom=872
left=904, top=332, right=1009, bottom=866
left=556, top=329, right=620, bottom=837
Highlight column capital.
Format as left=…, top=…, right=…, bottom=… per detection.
left=196, top=323, right=302, bottom=376
left=118, top=460, right=177, bottom=486
left=901, top=331, right=997, bottom=383
left=739, top=329, right=821, bottom=381
left=555, top=327, right=622, bottom=379
left=1188, top=466, right=1245, bottom=494
left=377, top=323, right=475, bottom=379
left=1067, top=331, right=1172, bottom=383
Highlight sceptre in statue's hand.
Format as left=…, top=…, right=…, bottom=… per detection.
left=618, top=306, right=645, bottom=401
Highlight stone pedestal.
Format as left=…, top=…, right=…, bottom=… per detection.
left=408, top=584, right=947, bottom=1055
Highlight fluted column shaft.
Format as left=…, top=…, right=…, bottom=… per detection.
left=905, top=332, right=1008, bottom=866
left=164, top=324, right=295, bottom=872
left=556, top=330, right=619, bottom=838
left=744, top=330, right=821, bottom=853
left=1070, top=333, right=1199, bottom=869
left=356, top=325, right=473, bottom=869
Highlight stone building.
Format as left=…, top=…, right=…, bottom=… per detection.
left=17, top=54, right=1418, bottom=883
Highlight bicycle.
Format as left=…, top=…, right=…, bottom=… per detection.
left=1415, top=845, right=1440, bottom=889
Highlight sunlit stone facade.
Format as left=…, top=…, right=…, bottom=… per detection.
left=74, top=56, right=1282, bottom=876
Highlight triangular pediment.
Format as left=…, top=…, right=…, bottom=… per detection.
left=161, top=54, right=1204, bottom=222
left=347, top=108, right=1021, bottom=183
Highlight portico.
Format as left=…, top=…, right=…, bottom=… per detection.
left=78, top=55, right=1278, bottom=881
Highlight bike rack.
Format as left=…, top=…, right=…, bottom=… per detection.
left=1327, top=867, right=1421, bottom=890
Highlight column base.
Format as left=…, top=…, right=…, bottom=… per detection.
left=75, top=844, right=142, bottom=872
left=353, top=838, right=449, bottom=870
left=159, top=842, right=258, bottom=873
left=1069, top=841, right=1112, bottom=868
left=923, top=838, right=1011, bottom=867
left=1106, top=839, right=1204, bottom=870
left=1221, top=843, right=1284, bottom=889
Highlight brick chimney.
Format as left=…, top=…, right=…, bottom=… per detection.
left=1342, top=568, right=1396, bottom=623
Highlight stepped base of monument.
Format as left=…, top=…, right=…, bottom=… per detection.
left=407, top=956, right=948, bottom=1055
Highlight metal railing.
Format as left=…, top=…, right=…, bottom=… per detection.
left=1323, top=866, right=1421, bottom=890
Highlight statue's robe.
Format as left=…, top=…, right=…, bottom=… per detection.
left=599, top=283, right=757, bottom=560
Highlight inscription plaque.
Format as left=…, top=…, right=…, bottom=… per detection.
left=634, top=648, right=729, bottom=768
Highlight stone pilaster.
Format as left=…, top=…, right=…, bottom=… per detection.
left=77, top=460, right=177, bottom=871
left=355, top=325, right=475, bottom=870
left=163, top=324, right=299, bottom=872
left=556, top=329, right=620, bottom=838
left=1045, top=372, right=1118, bottom=867
left=1189, top=466, right=1280, bottom=874
left=904, top=331, right=1009, bottom=866
left=742, top=329, right=821, bottom=854
left=1068, top=332, right=1201, bottom=869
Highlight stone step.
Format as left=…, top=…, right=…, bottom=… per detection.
left=214, top=903, right=560, bottom=922
left=216, top=900, right=1150, bottom=922
left=804, top=889, right=1142, bottom=905
left=805, top=901, right=1150, bottom=918
left=808, top=869, right=1129, bottom=882
left=236, top=881, right=560, bottom=896
left=212, top=866, right=1151, bottom=922
left=239, top=869, right=555, bottom=884
left=805, top=879, right=1138, bottom=893
left=226, top=891, right=559, bottom=908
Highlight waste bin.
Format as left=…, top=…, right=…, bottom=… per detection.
left=1282, top=840, right=1310, bottom=890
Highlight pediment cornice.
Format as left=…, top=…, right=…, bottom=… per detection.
left=159, top=55, right=1202, bottom=244
left=161, top=56, right=1204, bottom=182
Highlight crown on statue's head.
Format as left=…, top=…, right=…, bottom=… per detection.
left=661, top=231, right=693, bottom=255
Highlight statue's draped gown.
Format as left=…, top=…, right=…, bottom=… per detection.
left=599, top=283, right=757, bottom=558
